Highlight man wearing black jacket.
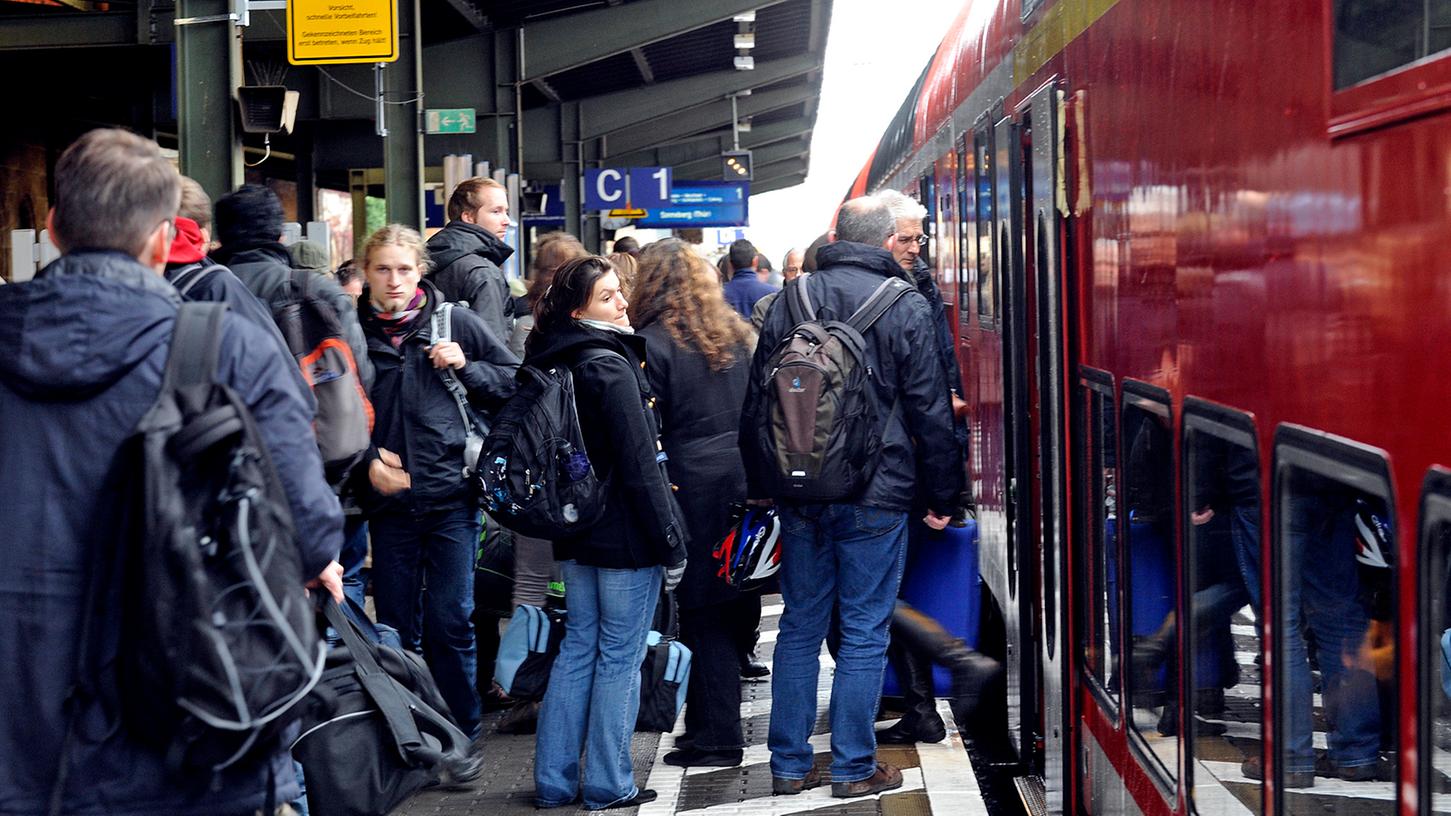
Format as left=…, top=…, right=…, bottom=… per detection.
left=427, top=177, right=516, bottom=346
left=742, top=197, right=963, bottom=800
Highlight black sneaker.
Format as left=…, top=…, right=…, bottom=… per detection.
left=1242, top=755, right=1313, bottom=788
left=596, top=789, right=658, bottom=810
left=663, top=747, right=744, bottom=768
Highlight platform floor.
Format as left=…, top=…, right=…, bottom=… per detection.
left=397, top=599, right=989, bottom=815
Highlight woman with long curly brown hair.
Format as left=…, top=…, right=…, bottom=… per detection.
left=628, top=238, right=758, bottom=768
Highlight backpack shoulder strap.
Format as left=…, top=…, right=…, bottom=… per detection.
left=431, top=301, right=454, bottom=345
left=784, top=276, right=815, bottom=325
left=171, top=262, right=220, bottom=298
left=844, top=277, right=914, bottom=337
left=165, top=302, right=227, bottom=390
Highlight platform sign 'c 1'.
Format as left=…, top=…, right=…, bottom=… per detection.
left=287, top=0, right=399, bottom=65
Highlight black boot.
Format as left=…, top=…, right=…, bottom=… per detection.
left=876, top=627, right=946, bottom=744
left=888, top=602, right=1002, bottom=728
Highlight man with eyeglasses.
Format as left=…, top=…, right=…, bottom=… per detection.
left=870, top=189, right=997, bottom=748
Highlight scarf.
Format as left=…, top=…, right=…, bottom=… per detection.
left=372, top=288, right=427, bottom=347
left=579, top=318, right=634, bottom=335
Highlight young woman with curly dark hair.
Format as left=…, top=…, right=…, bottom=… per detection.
left=628, top=238, right=759, bottom=767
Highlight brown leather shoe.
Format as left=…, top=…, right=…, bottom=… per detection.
left=771, top=767, right=823, bottom=795
left=832, top=762, right=903, bottom=798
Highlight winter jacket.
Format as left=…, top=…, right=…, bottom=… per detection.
left=0, top=250, right=342, bottom=815
left=722, top=268, right=777, bottom=320
left=523, top=321, right=688, bottom=570
left=426, top=221, right=514, bottom=344
left=639, top=322, right=750, bottom=610
left=358, top=278, right=520, bottom=514
left=909, top=256, right=969, bottom=452
left=741, top=241, right=964, bottom=516
left=213, top=240, right=374, bottom=390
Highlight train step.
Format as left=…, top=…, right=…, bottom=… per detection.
left=1013, top=774, right=1048, bottom=816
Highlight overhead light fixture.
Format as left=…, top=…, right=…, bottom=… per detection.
left=733, top=11, right=755, bottom=22
left=734, top=32, right=755, bottom=49
left=734, top=55, right=755, bottom=70
left=722, top=150, right=753, bottom=180
left=736, top=118, right=752, bottom=133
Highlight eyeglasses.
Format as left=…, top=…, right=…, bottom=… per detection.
left=895, top=233, right=928, bottom=247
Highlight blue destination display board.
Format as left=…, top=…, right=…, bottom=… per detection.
left=635, top=180, right=749, bottom=228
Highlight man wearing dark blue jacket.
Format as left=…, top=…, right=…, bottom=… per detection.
left=742, top=197, right=963, bottom=800
left=0, top=128, right=344, bottom=816
left=722, top=238, right=777, bottom=319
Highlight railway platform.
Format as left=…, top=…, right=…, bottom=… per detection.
left=397, top=598, right=992, bottom=816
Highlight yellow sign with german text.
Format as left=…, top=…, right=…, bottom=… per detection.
left=287, top=0, right=399, bottom=65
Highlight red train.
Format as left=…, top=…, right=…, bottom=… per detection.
left=847, top=1, right=1451, bottom=814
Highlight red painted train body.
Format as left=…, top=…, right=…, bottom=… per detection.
left=850, top=2, right=1451, bottom=815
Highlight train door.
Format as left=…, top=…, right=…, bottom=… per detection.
left=1022, top=79, right=1070, bottom=816
left=995, top=103, right=1038, bottom=772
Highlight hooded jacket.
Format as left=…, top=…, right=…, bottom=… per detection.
left=909, top=255, right=969, bottom=452
left=0, top=251, right=342, bottom=815
left=426, top=221, right=514, bottom=344
left=213, top=239, right=374, bottom=390
left=741, top=241, right=964, bottom=516
left=523, top=321, right=688, bottom=570
left=358, top=278, right=520, bottom=514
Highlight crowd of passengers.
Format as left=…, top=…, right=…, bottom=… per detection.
left=1, top=128, right=1001, bottom=816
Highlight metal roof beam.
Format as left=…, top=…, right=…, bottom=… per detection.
left=581, top=54, right=817, bottom=140
left=752, top=172, right=808, bottom=195
left=610, top=117, right=811, bottom=168
left=531, top=78, right=562, bottom=103
left=602, top=81, right=816, bottom=157
left=444, top=0, right=490, bottom=32
left=751, top=156, right=809, bottom=184
left=630, top=48, right=654, bottom=83
left=520, top=0, right=788, bottom=82
left=0, top=11, right=133, bottom=49
left=673, top=137, right=809, bottom=179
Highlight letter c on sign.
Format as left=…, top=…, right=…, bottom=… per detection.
left=596, top=169, right=624, bottom=203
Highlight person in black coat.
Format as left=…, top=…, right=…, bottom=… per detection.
left=527, top=256, right=688, bottom=811
left=427, top=177, right=515, bottom=344
left=356, top=224, right=519, bottom=742
left=630, top=238, right=758, bottom=767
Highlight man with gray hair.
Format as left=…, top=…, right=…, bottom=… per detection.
left=0, top=128, right=344, bottom=814
left=741, top=195, right=963, bottom=800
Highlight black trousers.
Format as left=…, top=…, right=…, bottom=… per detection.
left=678, top=593, right=760, bottom=751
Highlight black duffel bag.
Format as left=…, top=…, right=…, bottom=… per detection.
left=292, top=599, right=480, bottom=816
left=636, top=589, right=693, bottom=733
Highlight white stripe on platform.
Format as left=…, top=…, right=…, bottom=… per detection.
left=1191, top=760, right=1256, bottom=816
left=1198, top=760, right=1395, bottom=800
left=761, top=603, right=784, bottom=618
left=919, top=699, right=989, bottom=816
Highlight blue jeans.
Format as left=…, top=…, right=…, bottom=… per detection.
left=340, top=515, right=369, bottom=611
left=1278, top=493, right=1381, bottom=771
left=769, top=503, right=908, bottom=783
left=535, top=561, right=660, bottom=809
left=370, top=506, right=483, bottom=739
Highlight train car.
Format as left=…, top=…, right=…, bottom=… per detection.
left=848, top=2, right=1451, bottom=815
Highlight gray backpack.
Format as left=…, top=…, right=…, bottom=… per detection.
left=752, top=276, right=913, bottom=502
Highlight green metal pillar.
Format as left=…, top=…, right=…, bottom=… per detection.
left=384, top=0, right=424, bottom=228
left=562, top=100, right=582, bottom=239
left=175, top=0, right=241, bottom=200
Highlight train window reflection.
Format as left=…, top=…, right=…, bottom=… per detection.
left=1274, top=437, right=1396, bottom=816
left=1121, top=390, right=1178, bottom=784
left=1419, top=471, right=1451, bottom=815
left=1076, top=374, right=1117, bottom=706
left=974, top=130, right=995, bottom=324
left=1334, top=0, right=1451, bottom=89
left=1183, top=409, right=1263, bottom=816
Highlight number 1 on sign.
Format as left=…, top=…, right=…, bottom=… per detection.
left=652, top=168, right=669, bottom=202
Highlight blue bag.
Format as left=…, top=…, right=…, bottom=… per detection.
left=495, top=604, right=564, bottom=700
left=1440, top=628, right=1451, bottom=700
left=636, top=631, right=692, bottom=732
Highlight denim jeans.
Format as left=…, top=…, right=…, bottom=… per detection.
left=370, top=506, right=483, bottom=739
left=340, top=515, right=369, bottom=611
left=1279, top=493, right=1381, bottom=771
left=769, top=503, right=908, bottom=783
left=535, top=561, right=660, bottom=809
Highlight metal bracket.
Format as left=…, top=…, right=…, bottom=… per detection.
left=173, top=11, right=238, bottom=25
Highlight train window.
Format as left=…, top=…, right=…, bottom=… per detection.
left=1121, top=382, right=1178, bottom=788
left=1334, top=0, right=1451, bottom=89
left=1076, top=369, right=1118, bottom=709
left=974, top=127, right=996, bottom=326
left=1272, top=426, right=1396, bottom=816
left=957, top=136, right=972, bottom=322
left=1419, top=468, right=1451, bottom=815
left=1182, top=401, right=1263, bottom=816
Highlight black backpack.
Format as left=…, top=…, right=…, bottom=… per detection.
left=752, top=275, right=914, bottom=502
left=116, top=303, right=326, bottom=772
left=476, top=348, right=619, bottom=538
left=273, top=269, right=374, bottom=482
